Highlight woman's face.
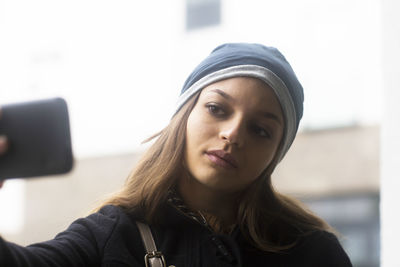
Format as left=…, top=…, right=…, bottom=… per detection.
left=184, top=77, right=284, bottom=194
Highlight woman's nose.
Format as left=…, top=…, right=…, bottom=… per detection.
left=218, top=119, right=245, bottom=147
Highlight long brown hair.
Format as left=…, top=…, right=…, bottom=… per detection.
left=97, top=91, right=332, bottom=252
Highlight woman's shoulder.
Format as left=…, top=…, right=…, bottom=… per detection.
left=57, top=205, right=139, bottom=244
left=297, top=230, right=340, bottom=247
left=87, top=204, right=144, bottom=222
left=290, top=230, right=352, bottom=266
left=94, top=204, right=127, bottom=216
left=75, top=205, right=128, bottom=227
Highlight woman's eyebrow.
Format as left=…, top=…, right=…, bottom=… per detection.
left=207, top=89, right=233, bottom=101
left=261, top=111, right=282, bottom=125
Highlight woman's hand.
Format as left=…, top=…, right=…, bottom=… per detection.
left=0, top=106, right=6, bottom=188
left=0, top=135, right=8, bottom=155
left=0, top=135, right=8, bottom=188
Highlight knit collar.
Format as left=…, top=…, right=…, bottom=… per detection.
left=167, top=190, right=209, bottom=228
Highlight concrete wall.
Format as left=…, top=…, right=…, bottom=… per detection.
left=3, top=151, right=141, bottom=245
left=2, top=125, right=379, bottom=246
left=274, top=125, right=379, bottom=196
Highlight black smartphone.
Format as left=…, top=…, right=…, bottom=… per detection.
left=0, top=97, right=73, bottom=179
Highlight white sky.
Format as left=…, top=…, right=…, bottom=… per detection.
left=0, top=0, right=383, bottom=158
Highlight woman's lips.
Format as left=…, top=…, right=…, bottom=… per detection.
left=205, top=150, right=238, bottom=169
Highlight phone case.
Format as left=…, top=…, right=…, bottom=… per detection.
left=0, top=97, right=73, bottom=179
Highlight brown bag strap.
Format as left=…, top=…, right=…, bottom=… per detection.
left=136, top=221, right=166, bottom=267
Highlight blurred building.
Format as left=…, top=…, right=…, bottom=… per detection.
left=275, top=125, right=380, bottom=267
left=2, top=124, right=380, bottom=267
left=0, top=1, right=383, bottom=267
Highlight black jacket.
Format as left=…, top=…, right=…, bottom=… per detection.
left=0, top=205, right=352, bottom=267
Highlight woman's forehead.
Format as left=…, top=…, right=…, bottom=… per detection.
left=199, top=77, right=284, bottom=120
left=201, top=77, right=279, bottom=103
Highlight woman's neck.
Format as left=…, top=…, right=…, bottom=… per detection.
left=177, top=174, right=238, bottom=227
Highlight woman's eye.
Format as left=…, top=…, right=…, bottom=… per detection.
left=205, top=103, right=225, bottom=117
left=252, top=125, right=271, bottom=138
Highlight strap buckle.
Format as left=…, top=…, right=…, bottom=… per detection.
left=144, top=251, right=166, bottom=267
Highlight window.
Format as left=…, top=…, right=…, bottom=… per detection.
left=304, top=193, right=380, bottom=267
left=186, top=0, right=221, bottom=31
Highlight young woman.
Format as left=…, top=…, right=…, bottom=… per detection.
left=0, top=43, right=352, bottom=266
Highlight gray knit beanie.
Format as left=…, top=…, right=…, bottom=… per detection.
left=175, top=43, right=304, bottom=162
